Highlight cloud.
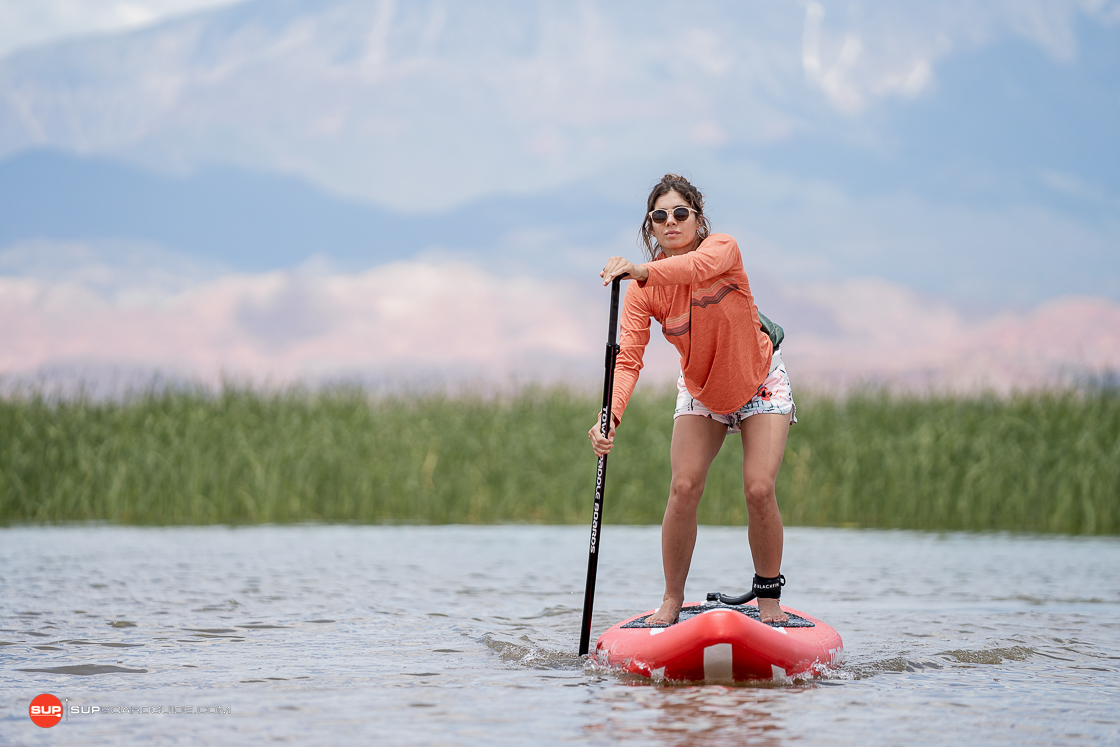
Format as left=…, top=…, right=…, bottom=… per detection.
left=772, top=278, right=1120, bottom=391
left=0, top=238, right=228, bottom=302
left=1000, top=0, right=1118, bottom=61
left=2, top=253, right=1118, bottom=393
left=0, top=0, right=247, bottom=60
left=801, top=2, right=947, bottom=114
left=2, top=1, right=1114, bottom=208
left=797, top=0, right=1120, bottom=115
left=0, top=256, right=623, bottom=387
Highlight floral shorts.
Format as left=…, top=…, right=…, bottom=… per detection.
left=673, top=349, right=797, bottom=434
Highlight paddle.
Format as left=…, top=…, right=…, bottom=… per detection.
left=579, top=274, right=625, bottom=656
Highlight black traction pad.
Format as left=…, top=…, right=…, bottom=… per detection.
left=620, top=602, right=815, bottom=629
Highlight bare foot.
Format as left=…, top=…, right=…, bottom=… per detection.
left=646, top=597, right=684, bottom=625
left=757, top=598, right=789, bottom=624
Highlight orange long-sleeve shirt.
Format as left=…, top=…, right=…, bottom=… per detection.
left=610, top=233, right=773, bottom=422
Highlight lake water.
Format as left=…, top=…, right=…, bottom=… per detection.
left=2, top=525, right=1118, bottom=745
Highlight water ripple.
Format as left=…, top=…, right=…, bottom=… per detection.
left=1, top=525, right=1117, bottom=746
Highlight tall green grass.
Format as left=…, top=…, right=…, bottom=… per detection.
left=1, top=386, right=1117, bottom=533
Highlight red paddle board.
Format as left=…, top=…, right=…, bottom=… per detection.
left=594, top=600, right=843, bottom=682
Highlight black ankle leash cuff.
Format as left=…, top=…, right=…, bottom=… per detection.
left=752, top=573, right=785, bottom=599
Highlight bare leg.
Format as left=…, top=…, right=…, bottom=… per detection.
left=740, top=412, right=792, bottom=623
left=647, top=414, right=728, bottom=624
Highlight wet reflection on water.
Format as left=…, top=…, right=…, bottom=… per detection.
left=590, top=685, right=796, bottom=746
left=1, top=525, right=1118, bottom=745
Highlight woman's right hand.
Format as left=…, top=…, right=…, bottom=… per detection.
left=588, top=418, right=617, bottom=457
left=600, top=256, right=649, bottom=286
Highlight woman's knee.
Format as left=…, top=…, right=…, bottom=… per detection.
left=744, top=479, right=776, bottom=510
left=669, top=474, right=706, bottom=504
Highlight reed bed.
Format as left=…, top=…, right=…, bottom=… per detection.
left=1, top=386, right=1117, bottom=533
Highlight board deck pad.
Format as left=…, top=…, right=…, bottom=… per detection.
left=620, top=602, right=816, bottom=629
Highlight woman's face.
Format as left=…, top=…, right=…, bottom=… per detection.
left=650, top=189, right=701, bottom=255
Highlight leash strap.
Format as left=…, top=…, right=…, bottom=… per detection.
left=752, top=573, right=786, bottom=599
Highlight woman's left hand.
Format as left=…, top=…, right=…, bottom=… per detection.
left=588, top=418, right=616, bottom=457
left=601, top=257, right=649, bottom=285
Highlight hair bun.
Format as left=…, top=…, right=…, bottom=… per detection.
left=658, top=174, right=704, bottom=210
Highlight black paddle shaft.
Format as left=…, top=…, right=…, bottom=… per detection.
left=579, top=275, right=625, bottom=656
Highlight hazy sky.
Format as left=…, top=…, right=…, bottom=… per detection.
left=1, top=0, right=1118, bottom=387
left=0, top=0, right=246, bottom=58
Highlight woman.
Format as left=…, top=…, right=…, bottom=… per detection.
left=589, top=174, right=795, bottom=625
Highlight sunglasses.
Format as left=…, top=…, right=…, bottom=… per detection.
left=649, top=206, right=698, bottom=224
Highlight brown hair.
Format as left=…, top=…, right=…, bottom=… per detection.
left=639, top=174, right=712, bottom=259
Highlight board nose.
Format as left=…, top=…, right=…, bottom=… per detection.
left=703, top=643, right=733, bottom=680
